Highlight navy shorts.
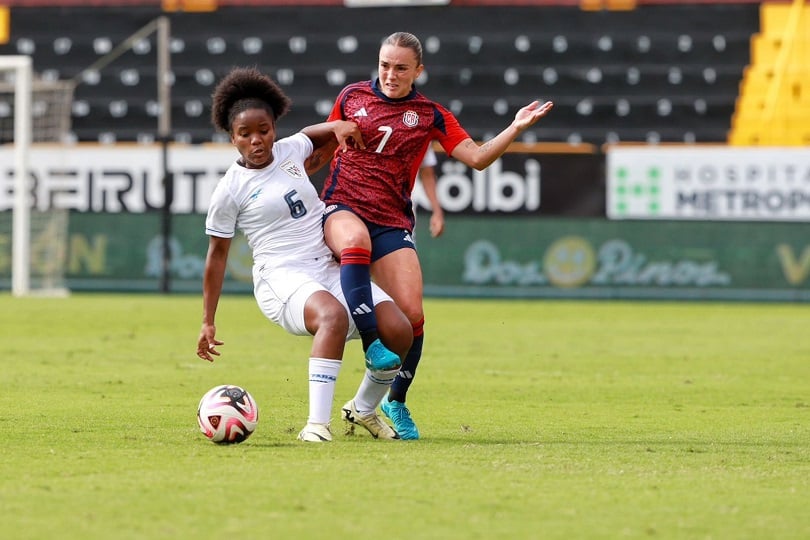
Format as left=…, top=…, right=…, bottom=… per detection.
left=324, top=203, right=416, bottom=262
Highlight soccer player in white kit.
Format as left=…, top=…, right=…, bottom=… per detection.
left=196, top=67, right=412, bottom=442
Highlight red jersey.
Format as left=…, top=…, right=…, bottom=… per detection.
left=321, top=80, right=470, bottom=231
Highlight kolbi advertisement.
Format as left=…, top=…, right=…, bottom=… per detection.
left=0, top=143, right=604, bottom=217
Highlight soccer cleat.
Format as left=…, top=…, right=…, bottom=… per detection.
left=341, top=400, right=400, bottom=440
left=381, top=395, right=420, bottom=440
left=364, top=338, right=402, bottom=371
left=297, top=422, right=333, bottom=442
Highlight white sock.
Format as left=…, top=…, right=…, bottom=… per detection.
left=353, top=368, right=399, bottom=414
left=308, top=358, right=341, bottom=424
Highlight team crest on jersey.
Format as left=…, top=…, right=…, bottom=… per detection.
left=280, top=159, right=305, bottom=179
left=402, top=110, right=419, bottom=127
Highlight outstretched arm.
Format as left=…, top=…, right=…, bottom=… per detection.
left=197, top=235, right=231, bottom=362
left=450, top=100, right=554, bottom=170
left=302, top=120, right=366, bottom=175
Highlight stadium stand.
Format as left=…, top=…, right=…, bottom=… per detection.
left=729, top=1, right=810, bottom=146
left=0, top=2, right=761, bottom=145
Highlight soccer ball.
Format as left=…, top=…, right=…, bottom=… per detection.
left=197, top=385, right=259, bottom=444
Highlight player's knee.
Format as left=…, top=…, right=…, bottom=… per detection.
left=412, top=316, right=425, bottom=338
left=400, top=303, right=424, bottom=328
left=326, top=217, right=370, bottom=252
left=377, top=301, right=413, bottom=357
left=308, top=297, right=350, bottom=337
left=345, top=230, right=371, bottom=250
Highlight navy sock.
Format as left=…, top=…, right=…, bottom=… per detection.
left=389, top=321, right=424, bottom=403
left=340, top=247, right=378, bottom=351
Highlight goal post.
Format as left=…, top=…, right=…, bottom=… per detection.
left=3, top=55, right=32, bottom=297
left=1, top=55, right=72, bottom=297
left=2, top=16, right=169, bottom=295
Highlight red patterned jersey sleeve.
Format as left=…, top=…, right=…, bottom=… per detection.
left=326, top=82, right=356, bottom=122
left=431, top=102, right=470, bottom=157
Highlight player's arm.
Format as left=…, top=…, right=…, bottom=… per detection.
left=198, top=235, right=231, bottom=362
left=419, top=162, right=444, bottom=238
left=301, top=120, right=366, bottom=175
left=450, top=100, right=554, bottom=170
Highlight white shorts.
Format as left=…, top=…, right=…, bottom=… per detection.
left=252, top=254, right=392, bottom=340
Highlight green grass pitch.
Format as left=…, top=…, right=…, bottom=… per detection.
left=2, top=293, right=809, bottom=539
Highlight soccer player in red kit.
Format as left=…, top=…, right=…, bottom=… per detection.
left=321, top=32, right=553, bottom=439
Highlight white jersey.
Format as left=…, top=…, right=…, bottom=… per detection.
left=205, top=132, right=332, bottom=271
left=205, top=132, right=392, bottom=338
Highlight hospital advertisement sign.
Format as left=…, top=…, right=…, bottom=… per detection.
left=607, top=146, right=810, bottom=221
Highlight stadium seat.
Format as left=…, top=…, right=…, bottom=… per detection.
left=0, top=3, right=760, bottom=145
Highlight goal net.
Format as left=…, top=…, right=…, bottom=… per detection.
left=0, top=55, right=74, bottom=296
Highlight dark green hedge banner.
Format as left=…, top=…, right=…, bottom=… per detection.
left=1, top=212, right=808, bottom=300
left=415, top=216, right=810, bottom=300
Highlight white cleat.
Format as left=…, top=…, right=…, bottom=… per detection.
left=341, top=400, right=400, bottom=440
left=297, top=422, right=333, bottom=442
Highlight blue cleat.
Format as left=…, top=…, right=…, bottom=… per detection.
left=381, top=395, right=420, bottom=440
left=364, top=338, right=402, bottom=371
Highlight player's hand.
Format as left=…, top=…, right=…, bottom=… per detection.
left=334, top=120, right=366, bottom=152
left=197, top=323, right=223, bottom=362
left=512, top=100, right=554, bottom=131
left=429, top=210, right=445, bottom=238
